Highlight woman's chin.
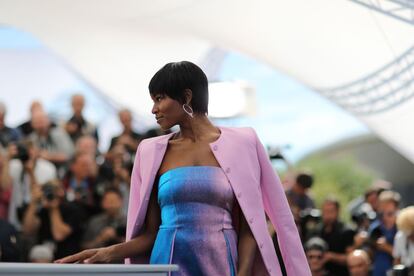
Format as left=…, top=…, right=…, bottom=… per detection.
left=158, top=123, right=172, bottom=131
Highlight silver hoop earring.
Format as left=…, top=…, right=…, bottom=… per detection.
left=182, top=104, right=194, bottom=118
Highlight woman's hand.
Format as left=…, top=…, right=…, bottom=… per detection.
left=55, top=247, right=114, bottom=264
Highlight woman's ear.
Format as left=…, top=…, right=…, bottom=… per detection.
left=184, top=89, right=193, bottom=105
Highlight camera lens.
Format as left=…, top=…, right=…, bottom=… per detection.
left=42, top=184, right=55, bottom=201
left=16, top=144, right=29, bottom=162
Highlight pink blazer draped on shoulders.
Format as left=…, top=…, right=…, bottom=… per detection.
left=125, top=126, right=311, bottom=276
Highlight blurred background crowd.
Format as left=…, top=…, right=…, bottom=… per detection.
left=0, top=95, right=413, bottom=276
left=0, top=95, right=168, bottom=264
left=283, top=173, right=414, bottom=276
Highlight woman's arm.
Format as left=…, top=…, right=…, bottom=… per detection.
left=252, top=128, right=311, bottom=275
left=106, top=189, right=160, bottom=262
left=237, top=211, right=257, bottom=276
left=56, top=184, right=160, bottom=263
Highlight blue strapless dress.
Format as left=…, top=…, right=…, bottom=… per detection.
left=150, top=166, right=237, bottom=276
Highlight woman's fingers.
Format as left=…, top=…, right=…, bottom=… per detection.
left=55, top=250, right=96, bottom=263
left=84, top=248, right=108, bottom=264
left=54, top=253, right=83, bottom=263
left=83, top=252, right=98, bottom=264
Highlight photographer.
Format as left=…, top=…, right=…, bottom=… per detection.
left=96, top=144, right=131, bottom=215
left=367, top=190, right=400, bottom=276
left=351, top=202, right=377, bottom=232
left=81, top=188, right=126, bottom=256
left=22, top=179, right=85, bottom=259
left=0, top=101, right=21, bottom=148
left=62, top=152, right=98, bottom=219
left=108, top=108, right=143, bottom=156
left=29, top=110, right=74, bottom=166
left=286, top=172, right=315, bottom=212
left=64, top=94, right=98, bottom=143
left=8, top=141, right=56, bottom=229
left=307, top=196, right=356, bottom=276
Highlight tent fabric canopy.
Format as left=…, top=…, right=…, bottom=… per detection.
left=1, top=0, right=413, bottom=162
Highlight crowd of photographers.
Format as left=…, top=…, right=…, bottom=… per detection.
left=1, top=96, right=414, bottom=275
left=0, top=95, right=168, bottom=263
left=285, top=173, right=414, bottom=276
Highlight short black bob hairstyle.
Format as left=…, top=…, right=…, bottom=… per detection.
left=149, top=61, right=209, bottom=115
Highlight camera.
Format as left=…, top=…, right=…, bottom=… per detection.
left=74, top=186, right=89, bottom=201
left=351, top=206, right=377, bottom=227
left=68, top=116, right=83, bottom=129
left=300, top=208, right=321, bottom=238
left=42, top=183, right=56, bottom=201
left=15, top=143, right=30, bottom=163
left=300, top=208, right=321, bottom=225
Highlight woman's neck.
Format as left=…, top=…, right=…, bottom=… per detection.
left=177, top=115, right=219, bottom=143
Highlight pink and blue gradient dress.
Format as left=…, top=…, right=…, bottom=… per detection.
left=150, top=166, right=237, bottom=276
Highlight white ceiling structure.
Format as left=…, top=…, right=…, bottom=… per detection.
left=0, top=0, right=414, bottom=163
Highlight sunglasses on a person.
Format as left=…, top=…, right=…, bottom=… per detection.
left=307, top=254, right=323, bottom=260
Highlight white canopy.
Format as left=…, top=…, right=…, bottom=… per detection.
left=1, top=0, right=413, bottom=162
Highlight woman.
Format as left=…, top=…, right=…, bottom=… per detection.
left=56, top=61, right=310, bottom=276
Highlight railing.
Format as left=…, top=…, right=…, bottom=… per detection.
left=0, top=263, right=178, bottom=276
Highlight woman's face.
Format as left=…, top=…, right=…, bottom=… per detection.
left=151, top=93, right=185, bottom=130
